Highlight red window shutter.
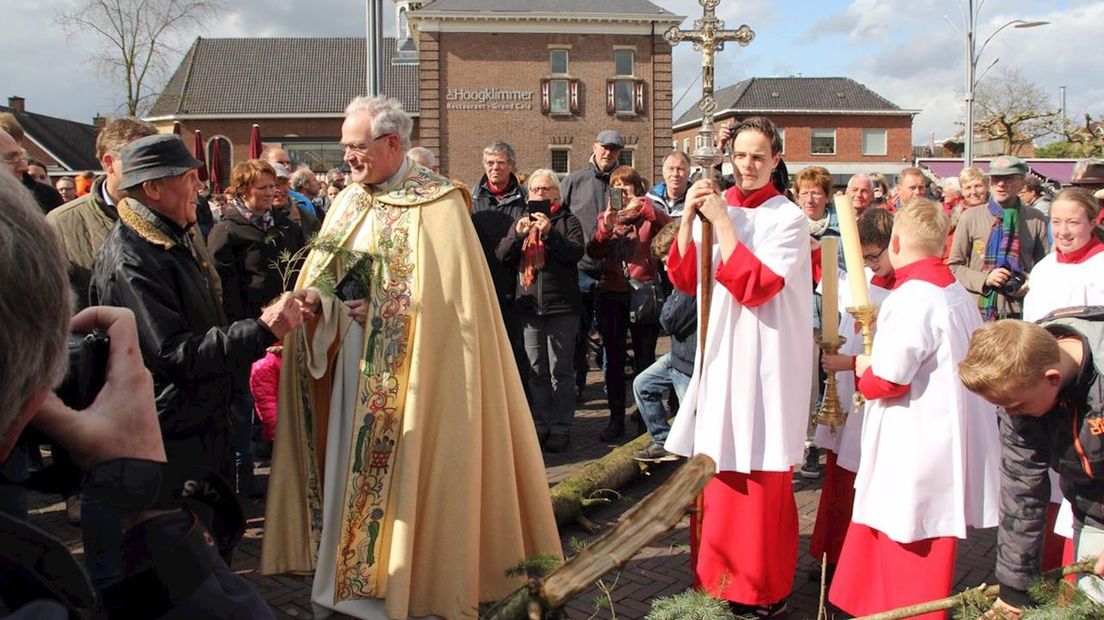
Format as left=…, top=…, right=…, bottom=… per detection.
left=569, top=80, right=579, bottom=114
left=634, top=81, right=645, bottom=115
left=540, top=79, right=550, bottom=114
left=606, top=80, right=615, bottom=115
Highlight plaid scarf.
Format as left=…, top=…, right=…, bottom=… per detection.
left=978, top=199, right=1020, bottom=321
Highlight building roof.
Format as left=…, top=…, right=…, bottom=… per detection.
left=147, top=37, right=419, bottom=119
left=673, top=77, right=912, bottom=129
left=0, top=105, right=99, bottom=171
left=419, top=0, right=676, bottom=17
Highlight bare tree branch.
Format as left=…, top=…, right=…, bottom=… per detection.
left=54, top=0, right=224, bottom=116
left=974, top=67, right=1057, bottom=155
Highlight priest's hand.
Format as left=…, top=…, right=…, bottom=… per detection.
left=260, top=292, right=306, bottom=339
left=345, top=299, right=370, bottom=326
left=980, top=598, right=1022, bottom=619
left=294, top=288, right=322, bottom=322
left=854, top=354, right=871, bottom=377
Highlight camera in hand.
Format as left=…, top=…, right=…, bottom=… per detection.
left=527, top=199, right=551, bottom=217
left=56, top=331, right=110, bottom=410
left=999, top=271, right=1027, bottom=297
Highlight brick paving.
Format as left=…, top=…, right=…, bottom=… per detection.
left=26, top=358, right=998, bottom=619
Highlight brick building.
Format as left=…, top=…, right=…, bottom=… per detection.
left=672, top=77, right=918, bottom=185
left=146, top=0, right=683, bottom=186
left=1, top=96, right=99, bottom=176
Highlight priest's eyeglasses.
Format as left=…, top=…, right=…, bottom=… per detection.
left=340, top=134, right=394, bottom=154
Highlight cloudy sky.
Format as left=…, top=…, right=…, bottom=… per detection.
left=2, top=0, right=1099, bottom=145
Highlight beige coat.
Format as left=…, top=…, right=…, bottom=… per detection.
left=947, top=199, right=1049, bottom=319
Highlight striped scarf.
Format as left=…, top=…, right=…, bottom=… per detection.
left=978, top=200, right=1020, bottom=321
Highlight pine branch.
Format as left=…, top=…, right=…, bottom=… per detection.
left=852, top=560, right=1097, bottom=620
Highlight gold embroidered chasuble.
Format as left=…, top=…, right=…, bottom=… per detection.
left=260, top=162, right=561, bottom=619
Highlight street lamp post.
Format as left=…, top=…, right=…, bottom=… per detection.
left=956, top=0, right=1047, bottom=167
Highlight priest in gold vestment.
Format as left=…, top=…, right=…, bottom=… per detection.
left=261, top=96, right=562, bottom=619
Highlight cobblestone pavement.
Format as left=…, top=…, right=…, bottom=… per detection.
left=26, top=361, right=998, bottom=619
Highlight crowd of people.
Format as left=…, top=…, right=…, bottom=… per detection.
left=1, top=95, right=1104, bottom=620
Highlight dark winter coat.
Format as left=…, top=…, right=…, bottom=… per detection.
left=560, top=157, right=616, bottom=275
left=90, top=198, right=275, bottom=477
left=995, top=311, right=1104, bottom=608
left=471, top=174, right=529, bottom=305
left=495, top=204, right=585, bottom=317
left=207, top=207, right=305, bottom=323
left=45, top=175, right=117, bottom=310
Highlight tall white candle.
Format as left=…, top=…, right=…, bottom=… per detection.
left=820, top=236, right=839, bottom=340
left=833, top=194, right=870, bottom=307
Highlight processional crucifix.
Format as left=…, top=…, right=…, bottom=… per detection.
left=665, top=0, right=754, bottom=348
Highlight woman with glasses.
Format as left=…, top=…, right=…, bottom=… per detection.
left=495, top=169, right=585, bottom=453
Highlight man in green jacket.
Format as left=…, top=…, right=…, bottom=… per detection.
left=46, top=117, right=158, bottom=309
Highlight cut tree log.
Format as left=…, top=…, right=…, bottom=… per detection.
left=483, top=453, right=715, bottom=620
left=549, top=432, right=653, bottom=527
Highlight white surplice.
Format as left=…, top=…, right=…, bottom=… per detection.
left=850, top=278, right=1002, bottom=543
left=1023, top=252, right=1104, bottom=322
left=665, top=194, right=814, bottom=473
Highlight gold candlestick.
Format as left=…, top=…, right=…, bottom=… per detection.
left=846, top=304, right=878, bottom=355
left=846, top=304, right=879, bottom=411
left=814, top=334, right=847, bottom=429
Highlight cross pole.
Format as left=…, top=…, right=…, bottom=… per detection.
left=665, top=0, right=754, bottom=352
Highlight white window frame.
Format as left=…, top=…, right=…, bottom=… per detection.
left=613, top=48, right=635, bottom=77
left=861, top=128, right=888, bottom=156
left=811, top=128, right=836, bottom=155
left=777, top=127, right=786, bottom=154
left=548, top=79, right=570, bottom=115
left=549, top=49, right=569, bottom=76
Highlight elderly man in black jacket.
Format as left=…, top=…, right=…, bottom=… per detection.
left=88, top=134, right=304, bottom=586
left=471, top=139, right=531, bottom=393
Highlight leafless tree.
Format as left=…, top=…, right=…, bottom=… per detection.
left=974, top=67, right=1056, bottom=156
left=55, top=0, right=223, bottom=115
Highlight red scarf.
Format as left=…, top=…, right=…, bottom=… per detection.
left=1056, top=236, right=1104, bottom=264
left=487, top=179, right=510, bottom=198
left=723, top=183, right=781, bottom=209
left=891, top=257, right=955, bottom=289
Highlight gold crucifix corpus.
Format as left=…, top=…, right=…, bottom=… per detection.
left=665, top=0, right=755, bottom=351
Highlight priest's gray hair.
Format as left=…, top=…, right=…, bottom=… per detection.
left=345, top=96, right=413, bottom=151
left=0, top=171, right=70, bottom=433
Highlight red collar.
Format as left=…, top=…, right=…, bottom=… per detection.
left=892, top=257, right=955, bottom=290
left=723, top=183, right=781, bottom=209
left=1056, top=236, right=1104, bottom=264
left=871, top=273, right=896, bottom=289
left=550, top=201, right=563, bottom=215
left=487, top=180, right=510, bottom=197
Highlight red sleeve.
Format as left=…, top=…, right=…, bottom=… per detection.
left=715, top=243, right=786, bottom=307
left=667, top=239, right=698, bottom=295
left=811, top=246, right=823, bottom=285
left=857, top=367, right=910, bottom=400
left=594, top=214, right=614, bottom=242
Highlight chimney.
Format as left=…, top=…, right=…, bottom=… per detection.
left=93, top=115, right=107, bottom=129
left=7, top=96, right=25, bottom=112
